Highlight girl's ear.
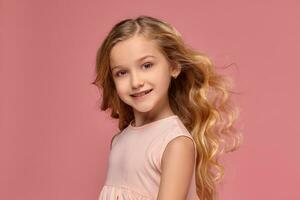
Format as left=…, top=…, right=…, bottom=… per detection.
left=170, top=61, right=181, bottom=78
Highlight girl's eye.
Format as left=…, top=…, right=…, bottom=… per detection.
left=115, top=62, right=153, bottom=77
left=115, top=70, right=127, bottom=77
left=143, top=62, right=153, bottom=69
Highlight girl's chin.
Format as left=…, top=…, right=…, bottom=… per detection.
left=131, top=104, right=154, bottom=113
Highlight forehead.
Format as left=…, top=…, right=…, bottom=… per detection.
left=109, top=35, right=162, bottom=67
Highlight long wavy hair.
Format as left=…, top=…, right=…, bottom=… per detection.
left=92, top=15, right=243, bottom=200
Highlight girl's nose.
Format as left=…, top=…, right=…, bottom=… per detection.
left=131, top=72, right=144, bottom=89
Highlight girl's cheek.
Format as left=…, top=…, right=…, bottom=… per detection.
left=115, top=82, right=128, bottom=93
left=113, top=79, right=124, bottom=88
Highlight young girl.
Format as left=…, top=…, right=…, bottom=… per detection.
left=92, top=15, right=242, bottom=200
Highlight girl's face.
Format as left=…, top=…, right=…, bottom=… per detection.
left=109, top=35, right=180, bottom=116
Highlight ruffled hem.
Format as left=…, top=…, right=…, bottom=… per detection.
left=99, top=184, right=152, bottom=200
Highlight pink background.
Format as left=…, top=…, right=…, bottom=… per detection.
left=1, top=0, right=299, bottom=199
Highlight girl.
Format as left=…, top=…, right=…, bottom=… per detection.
left=92, top=15, right=242, bottom=200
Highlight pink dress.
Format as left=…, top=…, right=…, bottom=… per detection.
left=98, top=115, right=198, bottom=200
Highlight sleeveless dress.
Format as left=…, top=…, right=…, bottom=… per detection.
left=98, top=115, right=198, bottom=200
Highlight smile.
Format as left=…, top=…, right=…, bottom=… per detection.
left=131, top=89, right=153, bottom=98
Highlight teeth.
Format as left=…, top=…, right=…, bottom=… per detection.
left=133, top=91, right=147, bottom=97
left=133, top=89, right=151, bottom=97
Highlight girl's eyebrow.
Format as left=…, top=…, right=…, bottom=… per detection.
left=111, top=55, right=156, bottom=71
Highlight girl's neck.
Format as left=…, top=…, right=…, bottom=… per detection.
left=131, top=111, right=176, bottom=127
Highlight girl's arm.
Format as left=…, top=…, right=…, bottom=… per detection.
left=157, top=136, right=196, bottom=200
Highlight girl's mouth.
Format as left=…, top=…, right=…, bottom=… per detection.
left=131, top=89, right=153, bottom=98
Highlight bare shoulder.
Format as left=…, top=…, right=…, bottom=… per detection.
left=161, top=136, right=195, bottom=168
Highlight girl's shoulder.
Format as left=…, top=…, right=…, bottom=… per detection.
left=110, top=130, right=124, bottom=150
left=165, top=117, right=194, bottom=140
left=160, top=119, right=196, bottom=153
left=150, top=118, right=196, bottom=172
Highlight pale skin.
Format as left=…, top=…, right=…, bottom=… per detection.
left=157, top=136, right=196, bottom=200
left=110, top=34, right=196, bottom=200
